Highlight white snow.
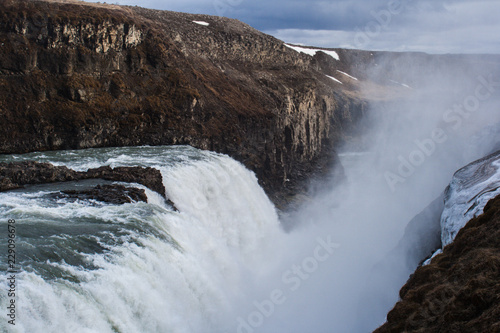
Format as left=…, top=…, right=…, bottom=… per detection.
left=422, top=249, right=442, bottom=266
left=285, top=44, right=340, bottom=61
left=193, top=21, right=209, bottom=26
left=336, top=70, right=358, bottom=81
left=440, top=151, right=500, bottom=247
left=389, top=79, right=412, bottom=89
left=326, top=75, right=343, bottom=84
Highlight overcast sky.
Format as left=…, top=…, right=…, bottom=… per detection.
left=85, top=0, right=500, bottom=54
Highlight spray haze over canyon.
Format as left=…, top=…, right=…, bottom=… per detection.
left=242, top=52, right=500, bottom=332
left=1, top=0, right=500, bottom=332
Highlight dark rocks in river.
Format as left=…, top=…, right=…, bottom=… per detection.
left=374, top=194, right=500, bottom=333
left=55, top=184, right=148, bottom=204
left=84, top=165, right=166, bottom=198
left=0, top=161, right=166, bottom=199
left=0, top=161, right=79, bottom=191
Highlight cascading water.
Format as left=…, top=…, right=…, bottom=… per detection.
left=0, top=146, right=283, bottom=333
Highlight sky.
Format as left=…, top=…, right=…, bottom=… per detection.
left=84, top=0, right=500, bottom=54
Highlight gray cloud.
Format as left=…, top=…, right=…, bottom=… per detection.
left=84, top=0, right=500, bottom=54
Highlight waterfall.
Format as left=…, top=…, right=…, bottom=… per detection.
left=0, top=146, right=283, bottom=333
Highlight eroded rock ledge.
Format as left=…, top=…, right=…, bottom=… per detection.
left=0, top=161, right=166, bottom=201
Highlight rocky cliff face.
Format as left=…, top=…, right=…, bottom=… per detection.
left=0, top=0, right=371, bottom=205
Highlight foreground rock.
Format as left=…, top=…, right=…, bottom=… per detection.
left=0, top=161, right=166, bottom=198
left=374, top=194, right=500, bottom=332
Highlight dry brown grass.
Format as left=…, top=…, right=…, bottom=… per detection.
left=35, top=0, right=134, bottom=14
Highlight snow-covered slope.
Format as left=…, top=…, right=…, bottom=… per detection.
left=284, top=44, right=340, bottom=60
left=441, top=150, right=500, bottom=246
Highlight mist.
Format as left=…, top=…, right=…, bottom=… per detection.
left=232, top=55, right=500, bottom=333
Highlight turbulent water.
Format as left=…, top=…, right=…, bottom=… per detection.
left=0, top=146, right=284, bottom=333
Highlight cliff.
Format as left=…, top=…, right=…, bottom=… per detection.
left=0, top=0, right=372, bottom=205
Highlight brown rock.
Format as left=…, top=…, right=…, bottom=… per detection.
left=0, top=161, right=166, bottom=199
left=84, top=165, right=165, bottom=198
left=55, top=184, right=148, bottom=204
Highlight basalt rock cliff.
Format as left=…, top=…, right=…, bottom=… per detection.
left=0, top=0, right=373, bottom=205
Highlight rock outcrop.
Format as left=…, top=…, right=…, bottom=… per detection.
left=53, top=184, right=148, bottom=204
left=0, top=160, right=166, bottom=198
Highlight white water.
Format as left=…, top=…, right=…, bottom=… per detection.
left=0, top=146, right=283, bottom=333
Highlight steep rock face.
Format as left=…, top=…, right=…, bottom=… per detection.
left=0, top=0, right=368, bottom=204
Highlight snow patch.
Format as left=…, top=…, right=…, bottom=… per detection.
left=326, top=75, right=343, bottom=84
left=193, top=21, right=209, bottom=26
left=285, top=44, right=340, bottom=61
left=336, top=70, right=358, bottom=81
left=440, top=151, right=500, bottom=247
left=389, top=79, right=412, bottom=89
left=423, top=249, right=442, bottom=266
